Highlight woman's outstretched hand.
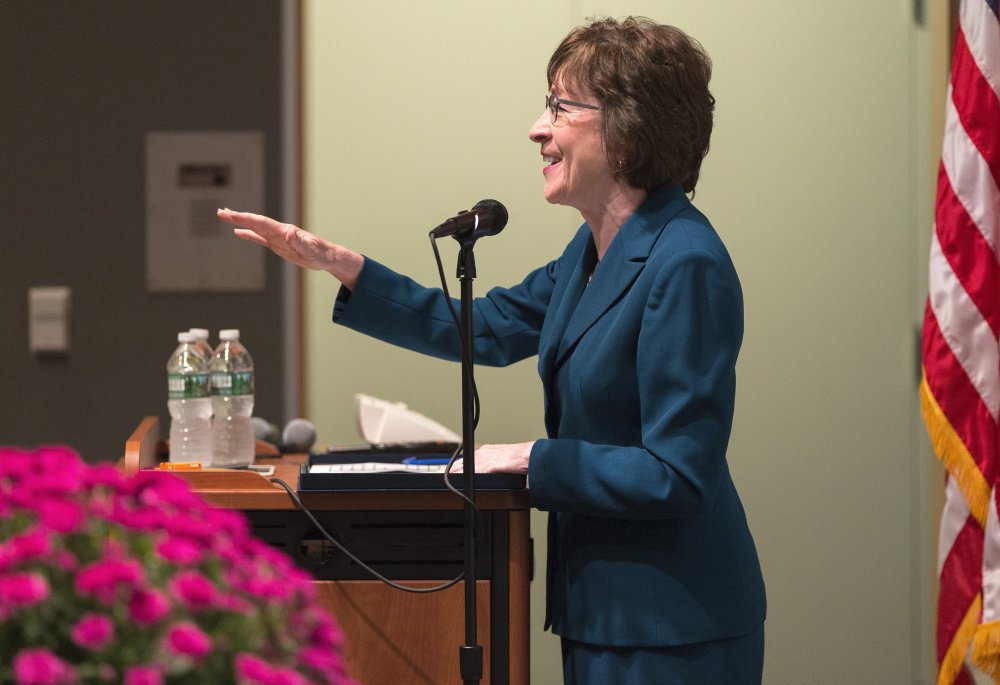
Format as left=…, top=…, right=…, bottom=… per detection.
left=217, top=208, right=364, bottom=290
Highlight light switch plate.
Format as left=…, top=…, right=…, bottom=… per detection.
left=29, top=286, right=71, bottom=354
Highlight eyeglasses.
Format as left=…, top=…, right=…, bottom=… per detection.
left=545, top=94, right=599, bottom=124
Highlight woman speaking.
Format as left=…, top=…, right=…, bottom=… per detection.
left=219, top=16, right=766, bottom=684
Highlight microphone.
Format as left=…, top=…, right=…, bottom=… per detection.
left=280, top=418, right=317, bottom=454
left=251, top=417, right=280, bottom=446
left=252, top=417, right=317, bottom=453
left=430, top=199, right=508, bottom=241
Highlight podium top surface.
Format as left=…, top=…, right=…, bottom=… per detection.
left=123, top=417, right=532, bottom=512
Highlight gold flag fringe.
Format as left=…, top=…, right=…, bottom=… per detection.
left=973, top=619, right=1000, bottom=684
left=940, top=594, right=983, bottom=685
left=920, top=371, right=991, bottom=528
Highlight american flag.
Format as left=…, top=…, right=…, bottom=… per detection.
left=920, top=0, right=1000, bottom=682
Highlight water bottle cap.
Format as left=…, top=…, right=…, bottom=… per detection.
left=219, top=329, right=240, bottom=341
left=177, top=332, right=196, bottom=343
left=189, top=328, right=210, bottom=340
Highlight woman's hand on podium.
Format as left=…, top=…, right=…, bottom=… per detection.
left=453, top=441, right=534, bottom=474
left=217, top=208, right=364, bottom=290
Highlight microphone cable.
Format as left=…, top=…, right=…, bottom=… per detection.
left=258, top=223, right=496, bottom=596
left=270, top=476, right=464, bottom=594
left=429, top=234, right=485, bottom=516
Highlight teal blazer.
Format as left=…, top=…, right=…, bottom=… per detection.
left=334, top=184, right=766, bottom=647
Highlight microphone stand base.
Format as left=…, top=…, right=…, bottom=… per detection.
left=460, top=645, right=484, bottom=684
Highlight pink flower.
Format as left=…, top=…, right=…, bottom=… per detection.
left=0, top=572, right=50, bottom=608
left=87, top=496, right=114, bottom=519
left=161, top=514, right=215, bottom=545
left=123, top=666, right=163, bottom=685
left=30, top=447, right=87, bottom=495
left=12, top=647, right=77, bottom=685
left=234, top=654, right=315, bottom=685
left=218, top=546, right=247, bottom=572
left=0, top=448, right=34, bottom=480
left=81, top=464, right=125, bottom=490
left=0, top=446, right=354, bottom=684
left=286, top=569, right=318, bottom=603
left=54, top=551, right=78, bottom=572
left=25, top=471, right=81, bottom=497
left=166, top=622, right=212, bottom=660
left=76, top=558, right=143, bottom=604
left=309, top=615, right=345, bottom=649
left=154, top=537, right=203, bottom=565
left=234, top=653, right=275, bottom=683
left=126, top=473, right=202, bottom=512
left=106, top=501, right=165, bottom=531
left=36, top=498, right=86, bottom=534
left=216, top=593, right=252, bottom=614
left=268, top=668, right=310, bottom=685
left=127, top=589, right=171, bottom=625
left=298, top=645, right=343, bottom=674
left=170, top=570, right=216, bottom=611
left=0, top=529, right=51, bottom=574
left=100, top=538, right=127, bottom=558
left=70, top=613, right=114, bottom=650
left=238, top=577, right=291, bottom=603
left=245, top=537, right=295, bottom=572
left=10, top=529, right=52, bottom=561
left=202, top=507, right=250, bottom=538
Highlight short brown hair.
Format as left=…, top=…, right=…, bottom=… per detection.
left=547, top=17, right=715, bottom=193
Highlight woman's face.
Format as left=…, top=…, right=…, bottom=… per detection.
left=528, top=77, right=616, bottom=217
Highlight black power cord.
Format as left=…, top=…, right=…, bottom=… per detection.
left=263, top=233, right=487, bottom=595
left=270, top=476, right=464, bottom=594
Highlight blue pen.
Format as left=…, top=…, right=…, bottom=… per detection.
left=402, top=457, right=451, bottom=465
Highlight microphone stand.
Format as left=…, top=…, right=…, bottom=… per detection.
left=455, top=239, right=483, bottom=685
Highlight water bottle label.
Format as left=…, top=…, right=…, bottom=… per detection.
left=168, top=373, right=210, bottom=399
left=210, top=371, right=254, bottom=396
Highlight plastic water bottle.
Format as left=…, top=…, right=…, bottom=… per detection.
left=188, top=328, right=214, bottom=362
left=167, top=332, right=213, bottom=464
left=210, top=329, right=255, bottom=468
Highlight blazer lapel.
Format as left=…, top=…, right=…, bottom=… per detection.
left=552, top=238, right=640, bottom=368
left=551, top=185, right=690, bottom=370
left=538, top=234, right=595, bottom=381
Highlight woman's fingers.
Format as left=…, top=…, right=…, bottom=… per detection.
left=218, top=207, right=361, bottom=284
left=232, top=227, right=270, bottom=248
left=217, top=208, right=284, bottom=235
left=220, top=208, right=318, bottom=267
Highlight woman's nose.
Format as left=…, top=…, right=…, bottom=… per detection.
left=528, top=109, right=551, bottom=143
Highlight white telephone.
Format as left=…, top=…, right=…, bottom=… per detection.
left=353, top=393, right=461, bottom=446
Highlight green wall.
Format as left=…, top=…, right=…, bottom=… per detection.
left=304, top=2, right=934, bottom=682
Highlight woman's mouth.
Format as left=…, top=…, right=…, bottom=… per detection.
left=543, top=155, right=562, bottom=174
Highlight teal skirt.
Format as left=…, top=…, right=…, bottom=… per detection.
left=560, top=624, right=765, bottom=685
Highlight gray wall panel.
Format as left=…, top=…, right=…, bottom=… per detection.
left=0, top=0, right=288, bottom=460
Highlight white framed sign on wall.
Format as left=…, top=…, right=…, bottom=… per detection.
left=145, top=131, right=265, bottom=292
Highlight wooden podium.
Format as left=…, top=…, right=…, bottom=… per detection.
left=124, top=418, right=531, bottom=685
